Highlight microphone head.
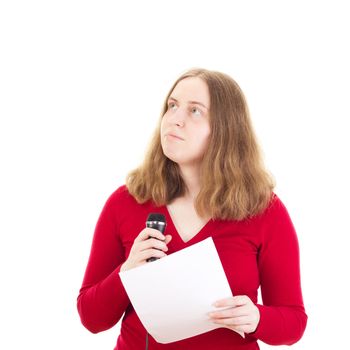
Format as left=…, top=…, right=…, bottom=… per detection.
left=147, top=213, right=166, bottom=223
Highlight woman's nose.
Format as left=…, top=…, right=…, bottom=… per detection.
left=170, top=107, right=185, bottom=127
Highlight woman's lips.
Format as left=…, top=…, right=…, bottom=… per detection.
left=167, top=133, right=184, bottom=141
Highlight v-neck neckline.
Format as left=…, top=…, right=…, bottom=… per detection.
left=163, top=204, right=213, bottom=245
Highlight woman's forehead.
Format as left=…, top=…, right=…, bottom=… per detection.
left=171, top=77, right=210, bottom=106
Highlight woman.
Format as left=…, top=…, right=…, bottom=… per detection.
left=77, top=68, right=307, bottom=349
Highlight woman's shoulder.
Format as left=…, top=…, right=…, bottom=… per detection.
left=254, top=192, right=297, bottom=238
left=105, top=184, right=136, bottom=206
left=267, top=192, right=290, bottom=216
left=265, top=191, right=283, bottom=212
left=251, top=191, right=290, bottom=224
left=102, top=184, right=155, bottom=224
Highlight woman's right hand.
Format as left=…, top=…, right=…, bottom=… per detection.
left=120, top=228, right=172, bottom=272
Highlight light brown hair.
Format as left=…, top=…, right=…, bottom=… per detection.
left=126, top=68, right=275, bottom=220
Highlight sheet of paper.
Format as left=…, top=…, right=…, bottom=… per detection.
left=119, top=237, right=244, bottom=343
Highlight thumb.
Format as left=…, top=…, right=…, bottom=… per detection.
left=165, top=235, right=172, bottom=244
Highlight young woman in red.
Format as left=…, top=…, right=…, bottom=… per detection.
left=77, top=68, right=307, bottom=349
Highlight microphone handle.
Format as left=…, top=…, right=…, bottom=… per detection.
left=146, top=220, right=166, bottom=262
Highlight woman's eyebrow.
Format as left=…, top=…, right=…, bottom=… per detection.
left=168, top=96, right=208, bottom=110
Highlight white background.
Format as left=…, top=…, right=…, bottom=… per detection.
left=0, top=1, right=349, bottom=349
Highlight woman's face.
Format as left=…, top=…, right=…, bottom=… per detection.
left=160, top=77, right=211, bottom=167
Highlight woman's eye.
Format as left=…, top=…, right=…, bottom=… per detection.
left=191, top=107, right=202, bottom=116
left=168, top=102, right=177, bottom=110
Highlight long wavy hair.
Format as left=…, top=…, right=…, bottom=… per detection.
left=126, top=68, right=275, bottom=221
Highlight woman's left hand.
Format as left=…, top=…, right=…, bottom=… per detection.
left=208, top=295, right=260, bottom=334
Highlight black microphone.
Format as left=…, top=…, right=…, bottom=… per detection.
left=145, top=213, right=167, bottom=349
left=146, top=213, right=167, bottom=262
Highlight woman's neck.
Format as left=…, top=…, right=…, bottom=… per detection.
left=179, top=164, right=201, bottom=200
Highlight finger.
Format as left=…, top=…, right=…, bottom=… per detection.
left=135, top=228, right=166, bottom=243
left=139, top=238, right=169, bottom=252
left=164, top=235, right=172, bottom=244
left=208, top=307, right=248, bottom=319
left=214, top=295, right=250, bottom=308
left=224, top=324, right=251, bottom=334
left=211, top=315, right=250, bottom=326
left=139, top=248, right=167, bottom=262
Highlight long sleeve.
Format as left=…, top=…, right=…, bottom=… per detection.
left=249, top=196, right=307, bottom=345
left=77, top=189, right=129, bottom=333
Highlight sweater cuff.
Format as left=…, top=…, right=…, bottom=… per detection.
left=114, top=263, right=128, bottom=299
left=246, top=304, right=307, bottom=346
left=247, top=304, right=265, bottom=339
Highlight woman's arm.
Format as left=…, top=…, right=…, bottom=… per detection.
left=250, top=195, right=308, bottom=345
left=77, top=189, right=129, bottom=333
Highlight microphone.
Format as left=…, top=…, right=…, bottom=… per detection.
left=146, top=213, right=167, bottom=262
left=145, top=213, right=167, bottom=349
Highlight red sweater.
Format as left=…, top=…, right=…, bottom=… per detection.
left=77, top=185, right=307, bottom=349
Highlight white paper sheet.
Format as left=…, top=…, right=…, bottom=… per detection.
left=119, top=237, right=244, bottom=343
